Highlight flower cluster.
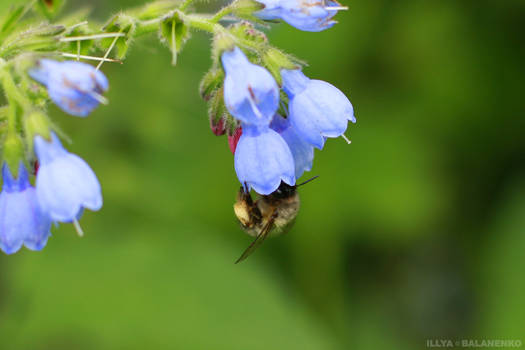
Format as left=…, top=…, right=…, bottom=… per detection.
left=204, top=2, right=354, bottom=195
left=0, top=0, right=354, bottom=254
left=0, top=60, right=106, bottom=254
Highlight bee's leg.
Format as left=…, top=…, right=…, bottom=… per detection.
left=235, top=185, right=263, bottom=227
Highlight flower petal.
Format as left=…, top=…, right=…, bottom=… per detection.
left=234, top=125, right=295, bottom=195
left=270, top=115, right=314, bottom=179
left=222, top=47, right=279, bottom=126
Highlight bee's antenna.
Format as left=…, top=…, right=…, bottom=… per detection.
left=296, top=175, right=319, bottom=187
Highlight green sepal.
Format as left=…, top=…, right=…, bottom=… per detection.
left=262, top=47, right=298, bottom=85
left=212, top=31, right=236, bottom=63
left=207, top=87, right=239, bottom=136
left=230, top=0, right=266, bottom=24
left=100, top=13, right=136, bottom=60
left=24, top=111, right=51, bottom=155
left=159, top=11, right=190, bottom=66
left=208, top=87, right=226, bottom=124
left=60, top=24, right=95, bottom=56
left=2, top=132, right=25, bottom=178
left=225, top=113, right=240, bottom=137
left=35, top=0, right=66, bottom=20
left=199, top=68, right=224, bottom=101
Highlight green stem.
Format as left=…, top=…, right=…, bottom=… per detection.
left=182, top=14, right=224, bottom=34
left=179, top=0, right=196, bottom=11
left=210, top=5, right=235, bottom=23
left=0, top=68, right=31, bottom=112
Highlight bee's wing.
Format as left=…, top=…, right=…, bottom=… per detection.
left=235, top=208, right=277, bottom=264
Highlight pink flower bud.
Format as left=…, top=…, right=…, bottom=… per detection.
left=228, top=127, right=243, bottom=154
left=210, top=117, right=226, bottom=136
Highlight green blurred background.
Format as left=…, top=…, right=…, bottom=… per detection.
left=0, top=0, right=524, bottom=349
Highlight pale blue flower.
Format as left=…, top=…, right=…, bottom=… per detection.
left=222, top=47, right=279, bottom=127
left=234, top=124, right=295, bottom=195
left=0, top=163, right=51, bottom=254
left=34, top=133, right=102, bottom=222
left=29, top=59, right=108, bottom=117
left=270, top=114, right=314, bottom=179
left=281, top=68, right=355, bottom=149
left=256, top=0, right=342, bottom=32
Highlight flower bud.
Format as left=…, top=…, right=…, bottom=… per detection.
left=228, top=127, right=243, bottom=154
left=210, top=117, right=226, bottom=136
left=208, top=88, right=228, bottom=136
left=199, top=68, right=224, bottom=101
left=228, top=21, right=268, bottom=45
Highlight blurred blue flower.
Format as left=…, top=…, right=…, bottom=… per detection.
left=0, top=163, right=51, bottom=254
left=34, top=132, right=102, bottom=223
left=256, top=0, right=343, bottom=32
left=281, top=69, right=355, bottom=149
left=270, top=114, right=314, bottom=179
left=235, top=124, right=295, bottom=195
left=222, top=47, right=279, bottom=127
left=29, top=59, right=108, bottom=117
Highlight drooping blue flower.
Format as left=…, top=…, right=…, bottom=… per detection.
left=270, top=114, right=314, bottom=179
left=255, top=0, right=343, bottom=32
left=281, top=68, right=355, bottom=149
left=34, top=132, right=102, bottom=223
left=29, top=59, right=109, bottom=117
left=222, top=47, right=279, bottom=127
left=0, top=163, right=51, bottom=254
left=234, top=124, right=295, bottom=195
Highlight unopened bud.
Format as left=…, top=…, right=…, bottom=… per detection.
left=210, top=117, right=226, bottom=136
left=229, top=21, right=267, bottom=45
left=228, top=127, right=243, bottom=154
left=207, top=87, right=229, bottom=136
left=199, top=68, right=224, bottom=101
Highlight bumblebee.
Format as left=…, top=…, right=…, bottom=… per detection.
left=233, top=177, right=317, bottom=263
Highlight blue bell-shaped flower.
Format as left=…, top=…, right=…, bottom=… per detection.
left=222, top=47, right=279, bottom=127
left=256, top=0, right=343, bottom=32
left=29, top=59, right=109, bottom=117
left=234, top=124, right=295, bottom=195
left=270, top=114, right=314, bottom=179
left=281, top=68, right=355, bottom=149
left=0, top=163, right=51, bottom=254
left=34, top=133, right=102, bottom=223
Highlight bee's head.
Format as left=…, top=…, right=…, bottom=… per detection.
left=271, top=182, right=297, bottom=199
